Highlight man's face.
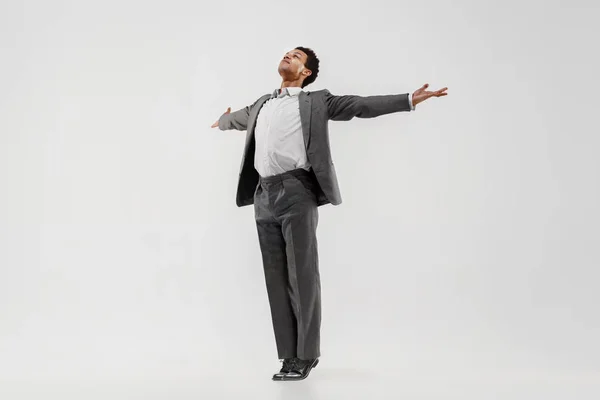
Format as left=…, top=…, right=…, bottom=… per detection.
left=278, top=49, right=311, bottom=81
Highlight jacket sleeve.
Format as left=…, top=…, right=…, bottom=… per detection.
left=218, top=98, right=261, bottom=131
left=323, top=89, right=412, bottom=121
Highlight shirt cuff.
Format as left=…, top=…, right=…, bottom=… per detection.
left=409, top=93, right=415, bottom=111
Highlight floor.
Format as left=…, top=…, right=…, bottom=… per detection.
left=1, top=361, right=599, bottom=400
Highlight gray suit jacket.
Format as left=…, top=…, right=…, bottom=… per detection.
left=218, top=89, right=412, bottom=207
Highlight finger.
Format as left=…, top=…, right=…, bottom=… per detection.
left=226, top=107, right=231, bottom=113
left=415, top=83, right=428, bottom=94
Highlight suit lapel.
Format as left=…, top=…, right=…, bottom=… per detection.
left=243, top=94, right=271, bottom=156
left=299, top=91, right=312, bottom=149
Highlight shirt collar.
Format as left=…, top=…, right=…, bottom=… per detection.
left=271, top=86, right=303, bottom=99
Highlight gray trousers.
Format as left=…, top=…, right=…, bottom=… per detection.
left=253, top=167, right=321, bottom=360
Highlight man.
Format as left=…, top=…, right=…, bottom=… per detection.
left=211, top=46, right=448, bottom=381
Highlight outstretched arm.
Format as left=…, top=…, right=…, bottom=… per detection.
left=211, top=98, right=260, bottom=131
left=324, top=90, right=412, bottom=121
left=324, top=83, right=447, bottom=121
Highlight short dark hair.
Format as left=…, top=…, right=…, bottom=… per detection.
left=295, top=46, right=319, bottom=88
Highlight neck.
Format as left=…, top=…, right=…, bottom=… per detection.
left=280, top=79, right=303, bottom=89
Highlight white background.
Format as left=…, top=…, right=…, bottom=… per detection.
left=1, top=0, right=599, bottom=398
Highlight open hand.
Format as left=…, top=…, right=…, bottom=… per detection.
left=412, top=84, right=448, bottom=107
left=211, top=107, right=231, bottom=128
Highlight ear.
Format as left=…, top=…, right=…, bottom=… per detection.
left=303, top=69, right=312, bottom=78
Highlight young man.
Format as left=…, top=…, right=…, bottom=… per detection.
left=211, top=46, right=448, bottom=381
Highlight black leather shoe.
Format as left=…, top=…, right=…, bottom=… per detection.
left=278, top=358, right=319, bottom=381
left=272, top=358, right=296, bottom=380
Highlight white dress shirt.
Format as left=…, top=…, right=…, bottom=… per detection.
left=254, top=86, right=415, bottom=178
